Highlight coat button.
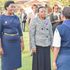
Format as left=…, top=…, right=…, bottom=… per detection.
left=41, top=28, right=43, bottom=30
left=46, top=36, right=48, bottom=38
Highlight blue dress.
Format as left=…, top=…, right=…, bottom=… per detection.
left=56, top=20, right=70, bottom=70
left=0, top=15, right=22, bottom=70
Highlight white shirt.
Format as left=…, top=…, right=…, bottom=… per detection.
left=52, top=28, right=61, bottom=47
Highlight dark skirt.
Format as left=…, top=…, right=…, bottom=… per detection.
left=1, top=35, right=21, bottom=70
left=32, top=45, right=51, bottom=70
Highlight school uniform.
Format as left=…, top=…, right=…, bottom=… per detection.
left=0, top=15, right=22, bottom=70
left=52, top=19, right=70, bottom=70
left=29, top=16, right=53, bottom=70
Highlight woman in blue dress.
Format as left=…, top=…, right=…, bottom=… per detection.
left=52, top=7, right=70, bottom=70
left=0, top=1, right=24, bottom=70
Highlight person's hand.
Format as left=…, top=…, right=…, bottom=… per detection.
left=51, top=47, right=54, bottom=52
left=31, top=47, right=36, bottom=54
left=53, top=61, right=57, bottom=70
left=21, top=42, right=24, bottom=51
left=0, top=47, right=4, bottom=56
left=20, top=37, right=24, bottom=51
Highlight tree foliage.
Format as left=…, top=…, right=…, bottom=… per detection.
left=58, top=0, right=70, bottom=6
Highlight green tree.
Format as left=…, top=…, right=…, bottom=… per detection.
left=59, top=0, right=70, bottom=6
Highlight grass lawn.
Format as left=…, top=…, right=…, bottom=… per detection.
left=18, top=32, right=32, bottom=70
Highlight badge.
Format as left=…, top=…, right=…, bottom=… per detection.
left=5, top=21, right=7, bottom=24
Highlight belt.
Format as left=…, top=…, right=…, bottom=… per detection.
left=4, top=33, right=18, bottom=36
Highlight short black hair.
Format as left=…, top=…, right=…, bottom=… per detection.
left=4, top=1, right=15, bottom=10
left=62, top=7, right=70, bottom=19
left=38, top=6, right=45, bottom=12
